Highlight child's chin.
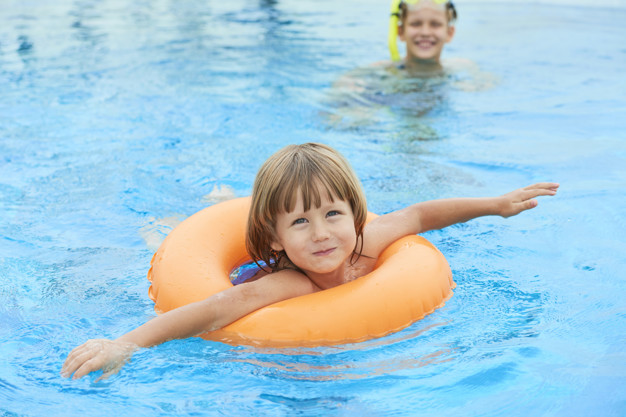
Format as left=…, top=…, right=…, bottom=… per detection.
left=416, top=49, right=437, bottom=58
left=410, top=54, right=439, bottom=62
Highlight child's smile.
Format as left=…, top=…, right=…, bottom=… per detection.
left=399, top=5, right=455, bottom=63
left=314, top=247, right=336, bottom=256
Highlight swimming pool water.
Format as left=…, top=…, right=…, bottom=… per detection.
left=1, top=0, right=625, bottom=416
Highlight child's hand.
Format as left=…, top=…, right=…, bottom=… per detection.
left=498, top=182, right=559, bottom=218
left=61, top=339, right=138, bottom=381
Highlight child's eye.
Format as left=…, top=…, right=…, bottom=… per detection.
left=292, top=218, right=307, bottom=225
left=326, top=210, right=340, bottom=217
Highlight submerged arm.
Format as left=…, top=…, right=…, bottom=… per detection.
left=61, top=270, right=315, bottom=380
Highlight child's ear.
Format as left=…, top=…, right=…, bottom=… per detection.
left=270, top=241, right=284, bottom=252
left=446, top=25, right=456, bottom=42
left=398, top=24, right=406, bottom=41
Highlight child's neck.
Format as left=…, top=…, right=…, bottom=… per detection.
left=404, top=57, right=444, bottom=73
left=304, top=255, right=377, bottom=290
left=305, top=262, right=351, bottom=291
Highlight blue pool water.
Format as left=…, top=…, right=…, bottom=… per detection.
left=1, top=0, right=625, bottom=415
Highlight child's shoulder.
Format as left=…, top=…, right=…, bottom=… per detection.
left=442, top=58, right=499, bottom=92
left=370, top=60, right=396, bottom=68
left=442, top=57, right=478, bottom=72
left=332, top=62, right=399, bottom=93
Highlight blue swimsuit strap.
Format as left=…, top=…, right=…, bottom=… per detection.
left=230, top=261, right=269, bottom=285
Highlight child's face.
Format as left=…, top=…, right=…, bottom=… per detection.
left=399, top=4, right=455, bottom=63
left=271, top=186, right=357, bottom=278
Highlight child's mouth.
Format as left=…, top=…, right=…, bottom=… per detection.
left=415, top=40, right=435, bottom=49
left=314, top=248, right=335, bottom=256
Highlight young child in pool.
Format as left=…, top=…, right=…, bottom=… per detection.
left=390, top=0, right=495, bottom=86
left=326, top=1, right=493, bottom=130
left=61, top=143, right=558, bottom=380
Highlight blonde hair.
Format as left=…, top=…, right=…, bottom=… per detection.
left=246, top=143, right=367, bottom=272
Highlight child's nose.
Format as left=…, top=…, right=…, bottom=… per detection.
left=312, top=222, right=330, bottom=241
left=420, top=26, right=432, bottom=35
left=417, top=24, right=435, bottom=36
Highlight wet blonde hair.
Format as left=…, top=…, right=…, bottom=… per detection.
left=246, top=143, right=367, bottom=272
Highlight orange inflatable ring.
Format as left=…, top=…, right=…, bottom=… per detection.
left=147, top=197, right=455, bottom=347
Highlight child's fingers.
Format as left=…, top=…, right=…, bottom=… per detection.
left=524, top=188, right=557, bottom=200
left=513, top=199, right=537, bottom=215
left=62, top=343, right=89, bottom=368
left=96, top=363, right=123, bottom=382
left=61, top=340, right=106, bottom=377
left=61, top=354, right=84, bottom=377
left=524, top=182, right=559, bottom=192
left=61, top=347, right=92, bottom=376
left=501, top=198, right=538, bottom=217
left=72, top=357, right=105, bottom=380
left=516, top=185, right=558, bottom=202
left=524, top=199, right=538, bottom=210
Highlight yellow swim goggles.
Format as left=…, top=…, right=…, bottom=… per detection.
left=388, top=0, right=453, bottom=61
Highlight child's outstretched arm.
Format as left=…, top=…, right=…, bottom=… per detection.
left=61, top=270, right=315, bottom=380
left=409, top=182, right=559, bottom=232
left=363, top=183, right=559, bottom=257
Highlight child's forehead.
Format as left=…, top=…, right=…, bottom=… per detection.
left=406, top=2, right=447, bottom=16
left=279, top=182, right=341, bottom=214
left=404, top=8, right=449, bottom=25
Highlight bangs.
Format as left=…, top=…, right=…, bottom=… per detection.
left=272, top=151, right=355, bottom=216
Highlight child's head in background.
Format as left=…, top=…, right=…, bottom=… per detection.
left=391, top=0, right=457, bottom=65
